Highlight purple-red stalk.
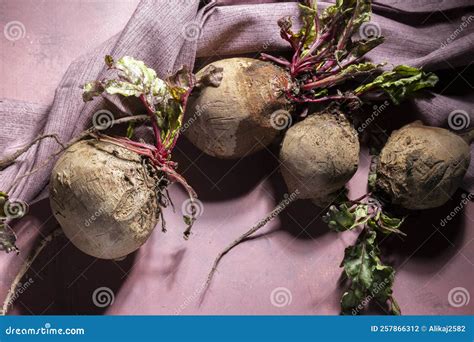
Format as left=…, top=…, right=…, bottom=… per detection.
left=139, top=94, right=163, bottom=150
left=285, top=93, right=348, bottom=103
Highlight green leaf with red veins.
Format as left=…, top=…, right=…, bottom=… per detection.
left=114, top=55, right=158, bottom=88
left=316, top=62, right=384, bottom=88
left=266, top=0, right=437, bottom=107
left=349, top=37, right=384, bottom=57
left=83, top=56, right=191, bottom=150
left=321, top=0, right=371, bottom=37
left=342, top=62, right=383, bottom=75
left=103, top=79, right=143, bottom=97
left=297, top=1, right=319, bottom=50
left=342, top=230, right=377, bottom=290
left=340, top=229, right=400, bottom=315
left=355, top=65, right=439, bottom=104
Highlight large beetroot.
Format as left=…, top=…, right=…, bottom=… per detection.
left=50, top=140, right=160, bottom=259
left=375, top=121, right=471, bottom=210
left=280, top=112, right=359, bottom=207
left=184, top=57, right=291, bottom=159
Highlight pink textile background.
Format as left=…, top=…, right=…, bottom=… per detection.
left=0, top=0, right=473, bottom=315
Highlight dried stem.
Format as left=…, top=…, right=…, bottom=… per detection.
left=6, top=115, right=149, bottom=192
left=1, top=228, right=63, bottom=315
left=0, top=134, right=64, bottom=171
left=200, top=197, right=295, bottom=303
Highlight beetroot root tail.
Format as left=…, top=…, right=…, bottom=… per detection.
left=200, top=197, right=295, bottom=303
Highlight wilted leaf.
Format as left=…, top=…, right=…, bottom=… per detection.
left=195, top=65, right=223, bottom=88
left=323, top=202, right=372, bottom=232
left=82, top=81, right=104, bottom=102
left=323, top=204, right=355, bottom=231
left=261, top=0, right=437, bottom=108
left=104, top=79, right=142, bottom=97
left=83, top=56, right=191, bottom=150
left=0, top=222, right=18, bottom=254
left=126, top=122, right=135, bottom=139
left=349, top=36, right=384, bottom=57
left=355, top=65, right=439, bottom=104
left=104, top=54, right=114, bottom=67
left=183, top=215, right=193, bottom=226
left=370, top=263, right=395, bottom=302
left=114, top=56, right=157, bottom=87
left=339, top=227, right=400, bottom=315
left=0, top=192, right=8, bottom=218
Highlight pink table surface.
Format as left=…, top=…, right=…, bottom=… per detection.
left=0, top=0, right=473, bottom=315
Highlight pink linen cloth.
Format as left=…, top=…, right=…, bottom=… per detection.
left=0, top=0, right=473, bottom=315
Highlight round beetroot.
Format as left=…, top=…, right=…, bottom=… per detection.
left=280, top=112, right=360, bottom=207
left=376, top=121, right=471, bottom=210
left=184, top=57, right=291, bottom=159
left=50, top=140, right=159, bottom=259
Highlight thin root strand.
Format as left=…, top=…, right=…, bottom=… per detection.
left=0, top=134, right=64, bottom=171
left=201, top=197, right=294, bottom=303
left=1, top=228, right=63, bottom=315
left=6, top=115, right=150, bottom=192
